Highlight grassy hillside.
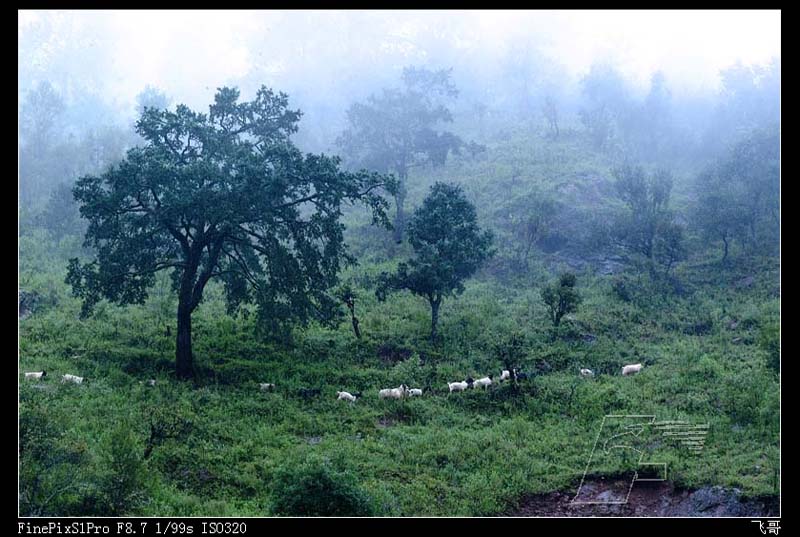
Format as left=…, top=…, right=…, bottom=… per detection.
left=18, top=129, right=779, bottom=517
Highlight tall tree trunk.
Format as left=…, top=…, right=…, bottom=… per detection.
left=175, top=261, right=199, bottom=380
left=345, top=297, right=361, bottom=339
left=430, top=296, right=441, bottom=343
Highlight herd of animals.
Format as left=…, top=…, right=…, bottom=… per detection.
left=21, top=363, right=646, bottom=403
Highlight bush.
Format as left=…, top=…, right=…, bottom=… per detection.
left=270, top=460, right=376, bottom=516
left=100, top=423, right=148, bottom=515
left=758, top=320, right=780, bottom=374
left=541, top=272, right=581, bottom=327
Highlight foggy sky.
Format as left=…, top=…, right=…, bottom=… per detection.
left=19, top=10, right=780, bottom=117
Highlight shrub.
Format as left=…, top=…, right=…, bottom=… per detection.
left=270, top=460, right=376, bottom=516
left=100, top=423, right=148, bottom=515
left=758, top=320, right=780, bottom=374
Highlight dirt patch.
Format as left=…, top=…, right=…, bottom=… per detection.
left=505, top=478, right=778, bottom=517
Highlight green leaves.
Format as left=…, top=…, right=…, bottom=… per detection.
left=613, top=164, right=685, bottom=277
left=541, top=272, right=582, bottom=327
left=67, top=86, right=394, bottom=368
left=336, top=70, right=463, bottom=193
left=693, top=126, right=779, bottom=259
left=377, top=182, right=494, bottom=340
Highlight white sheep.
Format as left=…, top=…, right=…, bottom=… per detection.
left=472, top=376, right=493, bottom=389
left=499, top=370, right=511, bottom=382
left=622, top=363, right=643, bottom=376
left=336, top=391, right=358, bottom=402
left=379, top=384, right=407, bottom=400
left=407, top=388, right=423, bottom=397
left=580, top=368, right=594, bottom=378
left=146, top=379, right=156, bottom=386
left=24, top=371, right=46, bottom=380
left=448, top=378, right=473, bottom=393
left=62, top=374, right=84, bottom=384
left=259, top=382, right=276, bottom=391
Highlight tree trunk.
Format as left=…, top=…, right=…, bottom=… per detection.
left=722, top=235, right=729, bottom=263
left=176, top=303, right=193, bottom=380
left=175, top=260, right=199, bottom=380
left=430, top=296, right=441, bottom=343
left=351, top=315, right=361, bottom=339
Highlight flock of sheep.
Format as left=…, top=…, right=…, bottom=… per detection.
left=21, top=363, right=645, bottom=399
left=254, top=363, right=645, bottom=404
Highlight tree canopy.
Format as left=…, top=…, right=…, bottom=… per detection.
left=612, top=164, right=686, bottom=276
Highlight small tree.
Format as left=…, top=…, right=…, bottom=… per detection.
left=335, top=283, right=362, bottom=339
left=654, top=221, right=688, bottom=277
left=613, top=164, right=685, bottom=277
left=693, top=166, right=743, bottom=263
left=542, top=95, right=560, bottom=138
left=541, top=272, right=582, bottom=327
left=376, top=183, right=493, bottom=342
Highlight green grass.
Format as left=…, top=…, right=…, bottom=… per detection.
left=18, top=247, right=779, bottom=516
left=18, top=125, right=779, bottom=516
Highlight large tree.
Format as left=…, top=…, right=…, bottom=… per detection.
left=376, top=182, right=493, bottom=341
left=67, top=86, right=394, bottom=379
left=336, top=66, right=466, bottom=242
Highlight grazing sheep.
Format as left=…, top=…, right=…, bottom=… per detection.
left=336, top=391, right=358, bottom=402
left=24, top=371, right=46, bottom=380
left=407, top=388, right=423, bottom=397
left=259, top=382, right=276, bottom=391
left=622, top=363, right=643, bottom=376
left=473, top=376, right=493, bottom=389
left=580, top=368, right=594, bottom=378
left=146, top=379, right=157, bottom=386
left=62, top=374, right=84, bottom=384
left=379, top=384, right=408, bottom=400
left=499, top=370, right=511, bottom=382
left=448, top=378, right=474, bottom=393
left=513, top=369, right=529, bottom=381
